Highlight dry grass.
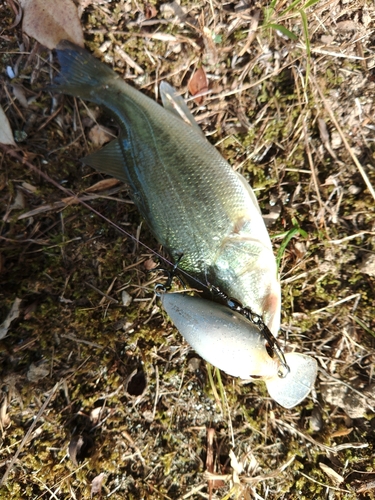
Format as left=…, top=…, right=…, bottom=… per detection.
left=1, top=0, right=375, bottom=498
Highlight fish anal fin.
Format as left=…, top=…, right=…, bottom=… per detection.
left=82, top=139, right=128, bottom=184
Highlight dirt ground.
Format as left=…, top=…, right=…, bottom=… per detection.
left=1, top=0, right=375, bottom=499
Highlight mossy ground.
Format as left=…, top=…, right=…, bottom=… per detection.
left=1, top=1, right=375, bottom=498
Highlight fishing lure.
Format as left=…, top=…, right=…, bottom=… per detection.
left=158, top=290, right=317, bottom=409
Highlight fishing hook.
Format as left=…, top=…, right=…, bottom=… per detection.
left=210, top=286, right=290, bottom=378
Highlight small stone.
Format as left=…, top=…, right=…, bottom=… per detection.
left=187, top=357, right=201, bottom=372
left=330, top=131, right=342, bottom=149
left=27, top=362, right=49, bottom=382
left=321, top=383, right=368, bottom=419
left=359, top=253, right=375, bottom=277
left=310, top=406, right=323, bottom=432
left=122, top=291, right=132, bottom=307
left=348, top=185, right=361, bottom=195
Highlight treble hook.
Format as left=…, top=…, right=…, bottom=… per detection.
left=210, top=286, right=290, bottom=378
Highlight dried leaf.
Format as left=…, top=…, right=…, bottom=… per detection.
left=89, top=407, right=103, bottom=426
left=0, top=298, right=22, bottom=340
left=12, top=85, right=28, bottom=108
left=87, top=124, right=115, bottom=148
left=143, top=258, right=157, bottom=271
left=69, top=435, right=84, bottom=466
left=0, top=105, right=16, bottom=146
left=121, top=290, right=132, bottom=307
left=336, top=20, right=357, bottom=32
left=145, top=3, right=158, bottom=19
left=229, top=450, right=243, bottom=485
left=0, top=394, right=11, bottom=428
left=357, top=479, right=375, bottom=493
left=160, top=1, right=186, bottom=21
left=84, top=178, right=121, bottom=193
left=188, top=67, right=208, bottom=105
left=27, top=362, right=49, bottom=382
left=19, top=0, right=84, bottom=50
left=319, top=462, right=344, bottom=484
left=206, top=428, right=224, bottom=493
left=91, top=473, right=106, bottom=497
left=22, top=181, right=38, bottom=193
left=24, top=301, right=38, bottom=320
left=11, top=189, right=26, bottom=211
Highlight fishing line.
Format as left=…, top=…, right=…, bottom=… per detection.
left=4, top=146, right=207, bottom=289
left=5, top=145, right=290, bottom=375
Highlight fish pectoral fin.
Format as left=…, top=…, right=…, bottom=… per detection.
left=265, top=353, right=317, bottom=409
left=82, top=139, right=128, bottom=184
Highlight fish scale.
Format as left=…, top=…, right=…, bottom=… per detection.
left=52, top=39, right=280, bottom=334
left=50, top=40, right=318, bottom=408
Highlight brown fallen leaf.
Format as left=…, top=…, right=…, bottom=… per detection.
left=91, top=473, right=106, bottom=497
left=87, top=124, right=115, bottom=148
left=12, top=85, right=29, bottom=108
left=319, top=462, right=344, bottom=485
left=145, top=3, right=158, bottom=19
left=0, top=105, right=16, bottom=146
left=19, top=0, right=84, bottom=49
left=188, top=67, right=208, bottom=105
left=84, top=178, right=121, bottom=193
left=143, top=258, right=158, bottom=270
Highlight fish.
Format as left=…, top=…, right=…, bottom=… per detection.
left=51, top=41, right=317, bottom=407
left=52, top=40, right=281, bottom=336
left=160, top=292, right=317, bottom=408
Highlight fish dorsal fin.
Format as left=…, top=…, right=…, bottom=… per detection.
left=159, top=81, right=206, bottom=138
left=265, top=352, right=317, bottom=408
left=82, top=139, right=128, bottom=184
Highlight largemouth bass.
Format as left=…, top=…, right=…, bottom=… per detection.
left=52, top=40, right=281, bottom=336
left=51, top=41, right=317, bottom=407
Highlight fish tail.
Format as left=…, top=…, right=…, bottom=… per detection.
left=49, top=40, right=115, bottom=101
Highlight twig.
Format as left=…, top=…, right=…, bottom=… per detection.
left=298, top=471, right=349, bottom=493
left=151, top=364, right=159, bottom=421
left=330, top=231, right=375, bottom=244
left=275, top=419, right=368, bottom=454
left=310, top=75, right=375, bottom=201
left=0, top=381, right=60, bottom=486
left=312, top=293, right=361, bottom=314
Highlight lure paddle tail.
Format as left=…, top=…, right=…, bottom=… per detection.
left=161, top=292, right=317, bottom=408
